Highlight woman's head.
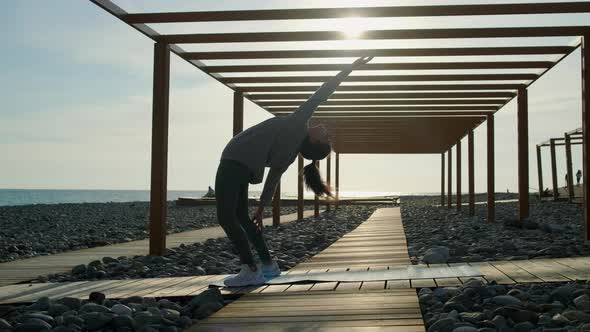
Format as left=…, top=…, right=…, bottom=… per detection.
left=299, top=126, right=333, bottom=197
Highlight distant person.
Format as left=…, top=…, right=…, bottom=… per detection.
left=203, top=186, right=215, bottom=198
left=577, top=169, right=582, bottom=185
left=215, top=57, right=373, bottom=287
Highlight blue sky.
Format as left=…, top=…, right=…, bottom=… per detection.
left=1, top=0, right=588, bottom=195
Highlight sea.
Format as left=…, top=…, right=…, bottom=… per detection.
left=0, top=189, right=408, bottom=207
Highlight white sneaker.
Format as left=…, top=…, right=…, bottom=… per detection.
left=224, top=265, right=266, bottom=287
left=261, top=260, right=281, bottom=278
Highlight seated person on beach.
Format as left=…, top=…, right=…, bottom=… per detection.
left=202, top=186, right=215, bottom=198
left=215, top=56, right=373, bottom=287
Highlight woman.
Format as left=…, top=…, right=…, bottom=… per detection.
left=216, top=56, right=373, bottom=287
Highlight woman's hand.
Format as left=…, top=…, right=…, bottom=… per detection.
left=252, top=205, right=264, bottom=233
left=351, top=56, right=374, bottom=68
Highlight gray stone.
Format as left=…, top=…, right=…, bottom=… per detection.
left=492, top=315, right=508, bottom=330
left=193, top=301, right=224, bottom=319
left=102, top=256, right=119, bottom=264
left=574, top=294, right=590, bottom=311
left=562, top=310, right=590, bottom=323
left=57, top=297, right=81, bottom=310
left=452, top=327, right=477, bottom=332
left=88, top=291, right=105, bottom=304
left=428, top=318, right=456, bottom=332
left=492, top=295, right=522, bottom=306
left=111, top=315, right=135, bottom=329
left=463, top=279, right=484, bottom=288
left=80, top=312, right=113, bottom=331
left=0, top=319, right=11, bottom=329
left=514, top=321, right=535, bottom=332
left=550, top=284, right=575, bottom=303
left=580, top=323, right=590, bottom=332
left=14, top=321, right=52, bottom=332
left=551, top=313, right=570, bottom=326
left=28, top=296, right=50, bottom=311
left=423, top=252, right=448, bottom=264
left=111, top=304, right=133, bottom=316
left=459, top=312, right=485, bottom=324
left=444, top=302, right=467, bottom=313
left=80, top=303, right=111, bottom=313
left=63, top=316, right=84, bottom=327
left=48, top=304, right=70, bottom=316
left=72, top=264, right=86, bottom=275
left=20, top=314, right=54, bottom=326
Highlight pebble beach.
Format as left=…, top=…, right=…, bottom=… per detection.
left=0, top=202, right=297, bottom=263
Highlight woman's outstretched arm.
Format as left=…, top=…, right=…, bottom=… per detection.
left=290, top=56, right=373, bottom=124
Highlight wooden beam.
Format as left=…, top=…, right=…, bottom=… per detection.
left=239, top=84, right=523, bottom=92
left=233, top=91, right=243, bottom=136
left=225, top=74, right=537, bottom=84
left=441, top=153, right=446, bottom=207
left=550, top=138, right=559, bottom=201
left=149, top=42, right=170, bottom=256
left=158, top=27, right=590, bottom=44
left=260, top=99, right=506, bottom=106
left=536, top=145, right=544, bottom=198
left=270, top=106, right=498, bottom=113
left=335, top=152, right=340, bottom=207
left=302, top=111, right=491, bottom=118
left=206, top=61, right=553, bottom=72
left=297, top=155, right=304, bottom=219
left=448, top=148, right=453, bottom=208
left=251, top=92, right=515, bottom=100
left=582, top=34, right=590, bottom=241
left=185, top=46, right=575, bottom=60
left=468, top=130, right=475, bottom=216
left=457, top=139, right=462, bottom=211
left=314, top=161, right=320, bottom=218
left=487, top=114, right=495, bottom=223
left=565, top=133, right=575, bottom=201
left=272, top=182, right=281, bottom=227
left=125, top=3, right=590, bottom=23
left=517, top=87, right=529, bottom=220
left=326, top=153, right=331, bottom=212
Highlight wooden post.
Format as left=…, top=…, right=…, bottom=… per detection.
left=517, top=86, right=529, bottom=220
left=456, top=139, right=462, bottom=210
left=550, top=138, right=558, bottom=201
left=536, top=145, right=544, bottom=198
left=468, top=130, right=475, bottom=216
left=314, top=160, right=320, bottom=217
left=272, top=182, right=281, bottom=226
left=565, top=133, right=575, bottom=201
left=326, top=153, right=332, bottom=212
left=149, top=42, right=170, bottom=256
left=441, top=153, right=445, bottom=207
left=487, top=114, right=495, bottom=223
left=447, top=147, right=453, bottom=208
left=233, top=91, right=243, bottom=136
left=297, top=155, right=304, bottom=219
left=582, top=34, right=590, bottom=240
left=335, top=152, right=340, bottom=207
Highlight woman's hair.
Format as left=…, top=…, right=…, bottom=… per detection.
left=300, top=135, right=333, bottom=197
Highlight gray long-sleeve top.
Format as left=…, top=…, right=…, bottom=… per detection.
left=221, top=67, right=354, bottom=206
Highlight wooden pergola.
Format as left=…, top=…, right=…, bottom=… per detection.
left=91, top=1, right=590, bottom=255
left=537, top=128, right=584, bottom=201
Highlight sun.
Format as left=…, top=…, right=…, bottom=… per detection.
left=339, top=17, right=368, bottom=39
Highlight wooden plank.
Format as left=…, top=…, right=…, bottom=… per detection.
left=386, top=280, right=411, bottom=289
left=410, top=279, right=437, bottom=288
left=435, top=278, right=463, bottom=287
left=361, top=281, right=386, bottom=290
left=188, top=46, right=574, bottom=60
left=468, top=262, right=515, bottom=284
left=489, top=261, right=543, bottom=283
left=509, top=259, right=571, bottom=282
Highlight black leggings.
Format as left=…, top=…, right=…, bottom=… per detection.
left=215, top=160, right=272, bottom=266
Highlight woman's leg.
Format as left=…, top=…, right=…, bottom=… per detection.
left=237, top=182, right=272, bottom=264
left=215, top=161, right=256, bottom=267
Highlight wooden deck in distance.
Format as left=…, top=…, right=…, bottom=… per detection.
left=0, top=210, right=316, bottom=287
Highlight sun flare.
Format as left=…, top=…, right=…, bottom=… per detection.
left=339, top=17, right=368, bottom=39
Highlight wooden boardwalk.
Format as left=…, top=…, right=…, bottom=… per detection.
left=0, top=210, right=315, bottom=287
left=191, top=208, right=425, bottom=331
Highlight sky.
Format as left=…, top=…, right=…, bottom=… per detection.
left=0, top=0, right=588, bottom=196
